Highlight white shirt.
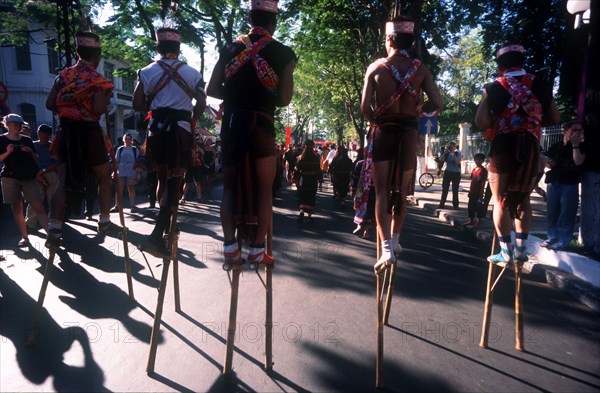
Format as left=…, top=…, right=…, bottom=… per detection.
left=138, top=59, right=205, bottom=112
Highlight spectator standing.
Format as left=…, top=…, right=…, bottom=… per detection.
left=437, top=141, right=462, bottom=210
left=112, top=133, right=141, bottom=213
left=330, top=146, right=353, bottom=208
left=294, top=140, right=321, bottom=222
left=464, top=153, right=488, bottom=227
left=25, top=124, right=58, bottom=230
left=541, top=120, right=586, bottom=250
left=0, top=114, right=49, bottom=247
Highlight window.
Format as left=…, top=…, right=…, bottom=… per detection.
left=15, top=41, right=32, bottom=71
left=122, top=76, right=135, bottom=93
left=19, top=103, right=37, bottom=128
left=104, top=62, right=115, bottom=84
left=47, top=44, right=59, bottom=74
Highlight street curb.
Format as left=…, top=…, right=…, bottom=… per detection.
left=413, top=197, right=600, bottom=313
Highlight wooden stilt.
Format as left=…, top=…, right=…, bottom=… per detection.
left=515, top=261, right=524, bottom=351
left=26, top=248, right=57, bottom=346
left=383, top=260, right=396, bottom=325
left=375, top=267, right=384, bottom=388
left=105, top=114, right=134, bottom=301
left=223, top=264, right=242, bottom=374
left=480, top=232, right=497, bottom=348
left=480, top=231, right=525, bottom=351
left=264, top=218, right=274, bottom=370
left=146, top=209, right=179, bottom=374
left=146, top=257, right=170, bottom=374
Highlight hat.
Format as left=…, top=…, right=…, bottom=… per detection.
left=75, top=34, right=101, bottom=49
left=37, top=124, right=52, bottom=133
left=4, top=113, right=24, bottom=124
left=385, top=20, right=414, bottom=35
left=496, top=44, right=524, bottom=59
left=156, top=28, right=181, bottom=43
left=250, top=0, right=278, bottom=13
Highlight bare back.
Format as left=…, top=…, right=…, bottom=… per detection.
left=361, top=55, right=443, bottom=123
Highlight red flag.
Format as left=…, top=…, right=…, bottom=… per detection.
left=285, top=126, right=291, bottom=148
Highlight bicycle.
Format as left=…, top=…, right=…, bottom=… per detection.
left=418, top=167, right=443, bottom=189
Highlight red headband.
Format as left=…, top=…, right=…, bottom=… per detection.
left=496, top=44, right=524, bottom=58
left=250, top=0, right=278, bottom=13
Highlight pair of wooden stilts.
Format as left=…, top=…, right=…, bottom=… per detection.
left=223, top=220, right=274, bottom=374
left=27, top=159, right=135, bottom=346
left=374, top=230, right=525, bottom=388
left=144, top=216, right=274, bottom=375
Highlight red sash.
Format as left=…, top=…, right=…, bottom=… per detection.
left=373, top=58, right=421, bottom=120
left=484, top=73, right=542, bottom=140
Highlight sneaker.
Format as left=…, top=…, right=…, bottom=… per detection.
left=143, top=235, right=172, bottom=259
left=109, top=206, right=119, bottom=213
left=223, top=248, right=242, bottom=265
left=513, top=245, right=529, bottom=262
left=374, top=254, right=396, bottom=272
left=97, top=221, right=121, bottom=234
left=540, top=239, right=558, bottom=248
left=130, top=206, right=138, bottom=213
left=437, top=204, right=445, bottom=209
left=18, top=238, right=30, bottom=248
left=487, top=251, right=512, bottom=267
left=45, top=230, right=62, bottom=250
left=248, top=251, right=274, bottom=269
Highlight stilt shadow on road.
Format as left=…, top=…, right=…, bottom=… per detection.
left=0, top=269, right=108, bottom=392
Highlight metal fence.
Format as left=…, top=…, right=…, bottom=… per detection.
left=429, top=125, right=564, bottom=160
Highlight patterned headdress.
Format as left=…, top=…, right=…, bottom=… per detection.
left=157, top=28, right=181, bottom=43
left=385, top=20, right=414, bottom=35
left=496, top=44, right=524, bottom=59
left=75, top=34, right=101, bottom=49
left=250, top=0, right=278, bottom=13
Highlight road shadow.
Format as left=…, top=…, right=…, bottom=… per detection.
left=0, top=268, right=107, bottom=392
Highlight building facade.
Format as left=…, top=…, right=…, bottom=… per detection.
left=0, top=23, right=139, bottom=143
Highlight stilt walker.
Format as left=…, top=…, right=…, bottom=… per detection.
left=131, top=20, right=207, bottom=372
left=206, top=0, right=296, bottom=375
left=474, top=40, right=560, bottom=352
left=28, top=30, right=132, bottom=345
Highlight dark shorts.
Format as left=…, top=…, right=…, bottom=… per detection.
left=220, top=109, right=277, bottom=167
left=371, top=117, right=418, bottom=170
left=184, top=165, right=202, bottom=182
left=57, top=119, right=109, bottom=191
left=147, top=109, right=193, bottom=170
left=488, top=131, right=539, bottom=175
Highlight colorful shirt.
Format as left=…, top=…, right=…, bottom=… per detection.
left=55, top=60, right=114, bottom=122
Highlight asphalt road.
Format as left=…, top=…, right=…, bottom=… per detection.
left=1, top=178, right=599, bottom=392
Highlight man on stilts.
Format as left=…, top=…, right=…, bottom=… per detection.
left=475, top=43, right=560, bottom=265
left=207, top=0, right=296, bottom=267
left=361, top=17, right=443, bottom=268
left=133, top=27, right=207, bottom=259
left=45, top=31, right=115, bottom=248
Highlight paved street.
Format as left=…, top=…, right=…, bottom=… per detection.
left=1, top=177, right=599, bottom=392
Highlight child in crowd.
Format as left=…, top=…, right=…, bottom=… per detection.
left=464, top=153, right=488, bottom=228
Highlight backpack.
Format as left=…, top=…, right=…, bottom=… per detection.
left=117, top=146, right=138, bottom=162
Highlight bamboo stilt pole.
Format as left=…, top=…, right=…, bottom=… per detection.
left=27, top=248, right=57, bottom=346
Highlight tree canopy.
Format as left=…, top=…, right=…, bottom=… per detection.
left=1, top=0, right=580, bottom=141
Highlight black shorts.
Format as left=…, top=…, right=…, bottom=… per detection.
left=220, top=109, right=277, bottom=167
left=488, top=132, right=539, bottom=175
left=147, top=109, right=193, bottom=170
left=371, top=117, right=418, bottom=170
left=184, top=166, right=202, bottom=182
left=57, top=119, right=109, bottom=191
